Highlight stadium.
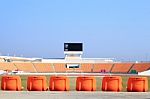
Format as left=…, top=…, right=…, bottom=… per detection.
left=0, top=43, right=149, bottom=74
left=0, top=43, right=150, bottom=99
left=1, top=0, right=150, bottom=98
left=0, top=43, right=149, bottom=75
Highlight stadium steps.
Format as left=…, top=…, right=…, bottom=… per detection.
left=127, top=63, right=135, bottom=73
left=13, top=63, right=18, bottom=70
left=110, top=63, right=115, bottom=73
left=51, top=63, right=55, bottom=72
left=91, top=63, right=94, bottom=73
left=31, top=63, right=38, bottom=73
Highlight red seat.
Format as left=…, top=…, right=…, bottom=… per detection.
left=102, top=76, right=122, bottom=92
left=76, top=76, right=96, bottom=91
left=27, top=76, right=48, bottom=91
left=127, top=77, right=148, bottom=92
left=1, top=76, right=22, bottom=91
left=49, top=76, right=70, bottom=91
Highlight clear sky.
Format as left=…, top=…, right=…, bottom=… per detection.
left=0, top=0, right=150, bottom=61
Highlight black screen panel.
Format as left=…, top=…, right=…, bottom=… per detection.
left=64, top=43, right=83, bottom=51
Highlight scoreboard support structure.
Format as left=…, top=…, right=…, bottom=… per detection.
left=64, top=43, right=83, bottom=60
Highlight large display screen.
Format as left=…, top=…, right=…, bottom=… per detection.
left=64, top=43, right=83, bottom=51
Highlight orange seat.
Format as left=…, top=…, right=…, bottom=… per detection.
left=130, top=63, right=150, bottom=72
left=93, top=63, right=113, bottom=73
left=53, top=63, right=67, bottom=72
left=14, top=63, right=36, bottom=72
left=76, top=76, right=96, bottom=91
left=80, top=64, right=93, bottom=72
left=127, top=77, right=148, bottom=92
left=1, top=76, right=22, bottom=91
left=27, top=76, right=48, bottom=91
left=33, top=63, right=54, bottom=72
left=102, top=76, right=122, bottom=92
left=111, top=63, right=133, bottom=73
left=49, top=76, right=69, bottom=91
left=0, top=62, right=17, bottom=71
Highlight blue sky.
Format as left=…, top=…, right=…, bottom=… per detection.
left=0, top=0, right=150, bottom=61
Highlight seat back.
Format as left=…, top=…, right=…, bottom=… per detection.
left=102, top=76, right=122, bottom=92
left=50, top=76, right=69, bottom=91
left=27, top=76, right=48, bottom=91
left=1, top=76, right=22, bottom=91
left=127, top=77, right=148, bottom=92
left=76, top=76, right=96, bottom=91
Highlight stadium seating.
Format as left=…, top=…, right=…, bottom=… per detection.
left=127, top=77, right=148, bottom=92
left=80, top=63, right=93, bottom=72
left=76, top=76, right=96, bottom=91
left=27, top=76, right=48, bottom=91
left=0, top=62, right=16, bottom=71
left=93, top=63, right=113, bottom=73
left=0, top=62, right=150, bottom=73
left=1, top=76, right=22, bottom=91
left=53, top=63, right=67, bottom=72
left=73, top=68, right=82, bottom=73
left=102, top=76, right=122, bottom=92
left=111, top=63, right=133, bottom=73
left=49, top=76, right=70, bottom=91
left=130, top=63, right=150, bottom=72
left=14, top=63, right=36, bottom=72
left=33, top=63, right=54, bottom=72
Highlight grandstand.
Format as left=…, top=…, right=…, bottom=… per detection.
left=0, top=43, right=150, bottom=75
left=0, top=62, right=150, bottom=74
left=111, top=63, right=134, bottom=73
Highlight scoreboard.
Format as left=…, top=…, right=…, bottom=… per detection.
left=64, top=43, right=83, bottom=51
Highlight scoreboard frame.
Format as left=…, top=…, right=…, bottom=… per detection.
left=64, top=43, right=83, bottom=52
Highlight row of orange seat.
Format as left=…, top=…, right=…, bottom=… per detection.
left=1, top=76, right=148, bottom=92
left=0, top=62, right=150, bottom=73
